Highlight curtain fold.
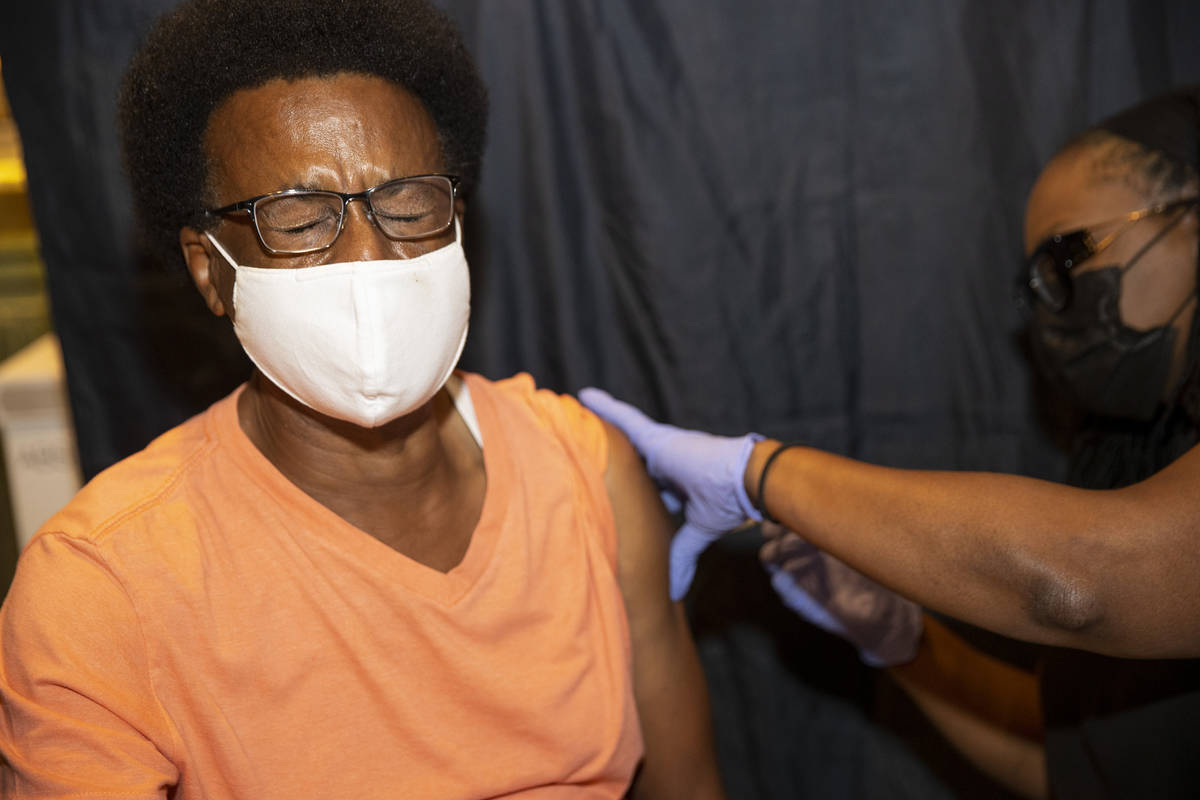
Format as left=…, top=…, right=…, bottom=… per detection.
left=2, top=0, right=1198, bottom=794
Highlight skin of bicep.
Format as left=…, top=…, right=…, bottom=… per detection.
left=1096, top=445, right=1200, bottom=654
left=600, top=420, right=726, bottom=800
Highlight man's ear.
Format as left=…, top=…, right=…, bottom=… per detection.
left=180, top=226, right=227, bottom=317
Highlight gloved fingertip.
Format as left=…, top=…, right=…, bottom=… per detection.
left=669, top=564, right=695, bottom=602
left=759, top=520, right=786, bottom=539
left=767, top=562, right=795, bottom=593
left=660, top=489, right=683, bottom=515
left=858, top=651, right=889, bottom=669
left=577, top=387, right=656, bottom=439
left=577, top=388, right=619, bottom=419
left=758, top=539, right=778, bottom=563
left=860, top=633, right=922, bottom=668
left=577, top=387, right=611, bottom=405
left=669, top=524, right=713, bottom=563
left=768, top=567, right=848, bottom=638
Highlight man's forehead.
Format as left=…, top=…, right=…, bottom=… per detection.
left=201, top=73, right=441, bottom=195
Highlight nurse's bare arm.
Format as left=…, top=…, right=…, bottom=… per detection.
left=603, top=422, right=726, bottom=800
left=890, top=615, right=1047, bottom=799
left=746, top=440, right=1200, bottom=658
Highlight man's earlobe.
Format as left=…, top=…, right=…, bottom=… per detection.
left=180, top=227, right=227, bottom=317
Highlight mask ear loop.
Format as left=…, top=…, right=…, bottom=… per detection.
left=1114, top=202, right=1199, bottom=330
left=204, top=231, right=241, bottom=270
left=1118, top=200, right=1194, bottom=276
left=1136, top=202, right=1200, bottom=406
left=1178, top=210, right=1200, bottom=417
left=1157, top=101, right=1200, bottom=416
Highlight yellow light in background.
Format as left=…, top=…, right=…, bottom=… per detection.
left=0, top=159, right=26, bottom=193
left=0, top=55, right=51, bottom=359
left=0, top=58, right=69, bottom=595
left=0, top=56, right=28, bottom=193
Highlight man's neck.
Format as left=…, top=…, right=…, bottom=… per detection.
left=236, top=372, right=486, bottom=569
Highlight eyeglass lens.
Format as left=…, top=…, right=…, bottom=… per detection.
left=1025, top=199, right=1200, bottom=314
left=1027, top=231, right=1094, bottom=312
left=253, top=177, right=454, bottom=253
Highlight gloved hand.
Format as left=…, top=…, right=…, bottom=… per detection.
left=760, top=522, right=922, bottom=667
left=578, top=387, right=763, bottom=601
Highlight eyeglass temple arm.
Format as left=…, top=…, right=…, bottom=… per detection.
left=1089, top=204, right=1171, bottom=254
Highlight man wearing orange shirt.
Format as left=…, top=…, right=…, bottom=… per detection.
left=0, top=0, right=725, bottom=797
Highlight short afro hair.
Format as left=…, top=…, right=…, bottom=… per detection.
left=118, top=0, right=488, bottom=267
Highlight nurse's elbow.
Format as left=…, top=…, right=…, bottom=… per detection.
left=1025, top=570, right=1104, bottom=633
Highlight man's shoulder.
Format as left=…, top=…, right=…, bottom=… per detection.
left=472, top=370, right=539, bottom=404
left=464, top=373, right=613, bottom=526
left=471, top=372, right=597, bottom=434
left=36, top=399, right=226, bottom=548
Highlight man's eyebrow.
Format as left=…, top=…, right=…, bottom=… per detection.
left=276, top=181, right=330, bottom=193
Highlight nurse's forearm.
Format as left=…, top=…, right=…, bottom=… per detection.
left=890, top=615, right=1042, bottom=740
left=894, top=673, right=1048, bottom=799
left=742, top=441, right=1142, bottom=652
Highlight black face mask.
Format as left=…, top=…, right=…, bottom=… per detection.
left=1029, top=266, right=1188, bottom=421
left=1027, top=197, right=1199, bottom=421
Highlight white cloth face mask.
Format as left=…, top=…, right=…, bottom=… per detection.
left=206, top=222, right=470, bottom=428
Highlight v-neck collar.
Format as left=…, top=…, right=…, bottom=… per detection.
left=212, top=372, right=510, bottom=606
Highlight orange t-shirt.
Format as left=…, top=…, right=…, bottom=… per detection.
left=0, top=373, right=643, bottom=798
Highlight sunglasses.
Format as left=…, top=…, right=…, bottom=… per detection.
left=1022, top=197, right=1199, bottom=313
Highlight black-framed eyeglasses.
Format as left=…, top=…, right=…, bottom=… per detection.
left=205, top=174, right=459, bottom=255
left=1022, top=196, right=1199, bottom=313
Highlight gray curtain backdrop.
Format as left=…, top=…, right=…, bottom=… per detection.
left=2, top=1, right=1199, bottom=796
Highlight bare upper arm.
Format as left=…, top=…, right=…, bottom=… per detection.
left=988, top=442, right=1200, bottom=657
left=602, top=419, right=673, bottom=619
left=1077, top=444, right=1200, bottom=656
left=599, top=419, right=725, bottom=800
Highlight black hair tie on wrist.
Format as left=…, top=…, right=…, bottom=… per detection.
left=756, top=442, right=804, bottom=525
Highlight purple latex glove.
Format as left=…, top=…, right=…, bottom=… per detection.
left=578, top=387, right=763, bottom=601
left=760, top=523, right=922, bottom=667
